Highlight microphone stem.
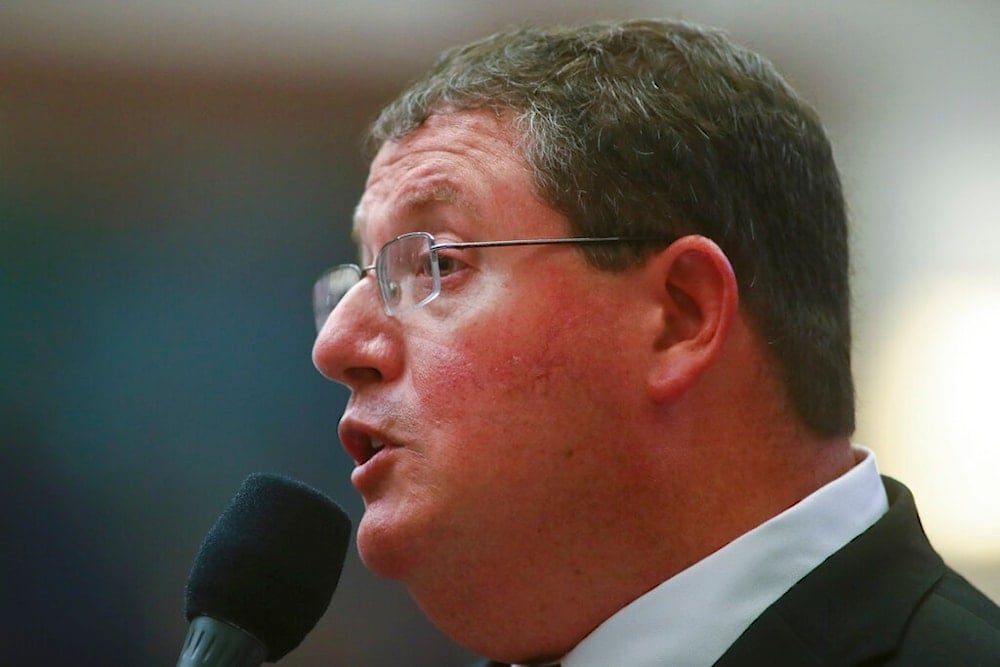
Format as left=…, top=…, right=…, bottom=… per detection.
left=177, top=616, right=268, bottom=667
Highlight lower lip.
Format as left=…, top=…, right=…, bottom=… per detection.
left=350, top=447, right=393, bottom=490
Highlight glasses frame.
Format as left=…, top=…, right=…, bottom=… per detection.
left=313, top=231, right=669, bottom=329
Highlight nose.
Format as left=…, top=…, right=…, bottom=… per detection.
left=312, top=278, right=402, bottom=390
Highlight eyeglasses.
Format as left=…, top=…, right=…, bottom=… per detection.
left=312, top=231, right=669, bottom=330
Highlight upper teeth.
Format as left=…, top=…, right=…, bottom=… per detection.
left=371, top=438, right=385, bottom=452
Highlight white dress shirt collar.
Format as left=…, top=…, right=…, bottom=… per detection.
left=518, top=445, right=888, bottom=667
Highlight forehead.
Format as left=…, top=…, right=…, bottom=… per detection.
left=353, top=111, right=535, bottom=242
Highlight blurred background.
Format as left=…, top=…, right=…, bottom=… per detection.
left=1, top=1, right=997, bottom=664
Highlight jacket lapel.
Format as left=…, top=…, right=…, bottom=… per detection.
left=714, top=477, right=945, bottom=665
left=478, top=479, right=945, bottom=666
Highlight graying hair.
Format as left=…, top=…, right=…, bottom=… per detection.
left=365, top=19, right=854, bottom=438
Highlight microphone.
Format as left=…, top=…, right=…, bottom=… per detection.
left=177, top=473, right=352, bottom=666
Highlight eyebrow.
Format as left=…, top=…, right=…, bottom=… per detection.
left=351, top=182, right=479, bottom=244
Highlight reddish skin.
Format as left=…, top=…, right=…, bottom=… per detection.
left=313, top=110, right=854, bottom=664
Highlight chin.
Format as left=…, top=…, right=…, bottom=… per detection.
left=355, top=510, right=423, bottom=580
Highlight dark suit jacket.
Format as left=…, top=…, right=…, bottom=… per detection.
left=480, top=477, right=1000, bottom=666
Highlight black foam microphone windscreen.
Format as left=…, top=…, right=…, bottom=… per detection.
left=182, top=473, right=351, bottom=662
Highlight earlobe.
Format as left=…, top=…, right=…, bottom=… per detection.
left=646, top=235, right=739, bottom=402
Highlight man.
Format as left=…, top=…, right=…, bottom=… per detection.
left=312, top=19, right=1000, bottom=666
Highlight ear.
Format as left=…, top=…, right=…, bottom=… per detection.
left=645, top=235, right=739, bottom=402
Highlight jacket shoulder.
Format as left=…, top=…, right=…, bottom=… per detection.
left=883, top=567, right=1000, bottom=665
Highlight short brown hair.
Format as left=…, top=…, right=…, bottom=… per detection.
left=367, top=19, right=854, bottom=437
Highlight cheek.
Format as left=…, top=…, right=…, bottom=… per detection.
left=370, top=299, right=638, bottom=572
left=411, top=312, right=574, bottom=408
left=408, top=295, right=626, bottom=461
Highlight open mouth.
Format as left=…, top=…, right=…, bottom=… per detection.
left=340, top=425, right=393, bottom=466
left=369, top=437, right=386, bottom=459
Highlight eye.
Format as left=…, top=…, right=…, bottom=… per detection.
left=412, top=249, right=436, bottom=277
left=435, top=252, right=467, bottom=277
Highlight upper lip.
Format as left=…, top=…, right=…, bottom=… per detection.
left=338, top=417, right=394, bottom=466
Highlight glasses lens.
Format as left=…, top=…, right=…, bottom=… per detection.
left=377, top=232, right=440, bottom=315
left=313, top=265, right=363, bottom=332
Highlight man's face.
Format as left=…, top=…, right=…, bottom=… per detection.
left=313, top=110, right=648, bottom=608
